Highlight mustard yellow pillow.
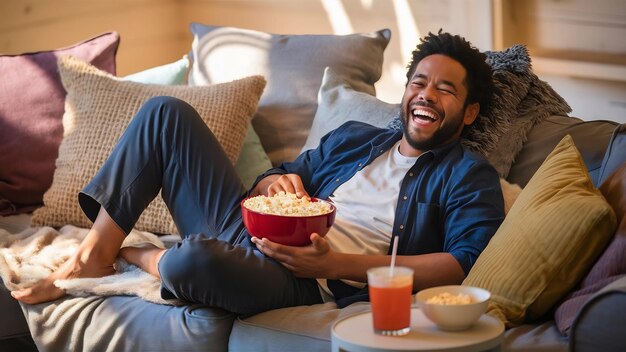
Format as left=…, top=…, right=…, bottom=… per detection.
left=31, top=56, right=265, bottom=235
left=463, top=135, right=616, bottom=327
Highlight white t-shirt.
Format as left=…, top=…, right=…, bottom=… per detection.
left=317, top=141, right=419, bottom=299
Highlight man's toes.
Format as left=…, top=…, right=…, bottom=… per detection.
left=11, top=288, right=38, bottom=304
left=11, top=282, right=65, bottom=304
left=10, top=289, right=28, bottom=300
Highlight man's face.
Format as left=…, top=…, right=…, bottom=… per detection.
left=399, top=54, right=478, bottom=156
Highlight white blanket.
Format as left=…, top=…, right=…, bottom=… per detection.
left=0, top=225, right=182, bottom=305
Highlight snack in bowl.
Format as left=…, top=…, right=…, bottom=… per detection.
left=415, top=285, right=490, bottom=331
left=426, top=292, right=473, bottom=305
left=241, top=192, right=336, bottom=246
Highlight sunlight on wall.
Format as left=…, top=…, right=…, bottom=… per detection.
left=389, top=0, right=422, bottom=97
left=316, top=0, right=494, bottom=103
left=393, top=0, right=420, bottom=66
left=360, top=0, right=373, bottom=9
left=321, top=0, right=354, bottom=34
left=320, top=0, right=421, bottom=102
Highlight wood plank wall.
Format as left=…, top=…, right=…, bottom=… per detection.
left=0, top=0, right=493, bottom=103
left=1, top=0, right=623, bottom=120
left=0, top=0, right=188, bottom=76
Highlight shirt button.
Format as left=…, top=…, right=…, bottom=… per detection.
left=409, top=172, right=414, bottom=177
left=403, top=196, right=407, bottom=200
left=336, top=178, right=340, bottom=182
left=399, top=225, right=404, bottom=230
left=358, top=163, right=363, bottom=167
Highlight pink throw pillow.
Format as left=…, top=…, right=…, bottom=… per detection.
left=0, top=32, right=119, bottom=215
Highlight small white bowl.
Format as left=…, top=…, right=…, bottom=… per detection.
left=415, top=285, right=490, bottom=331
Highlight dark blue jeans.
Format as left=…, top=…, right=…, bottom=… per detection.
left=78, top=96, right=322, bottom=315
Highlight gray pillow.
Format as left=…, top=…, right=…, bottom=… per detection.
left=507, top=115, right=617, bottom=187
left=300, top=67, right=399, bottom=153
left=188, top=23, right=391, bottom=165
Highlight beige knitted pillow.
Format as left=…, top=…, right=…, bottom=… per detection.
left=31, top=56, right=265, bottom=235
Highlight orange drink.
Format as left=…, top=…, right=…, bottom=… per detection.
left=367, top=266, right=414, bottom=336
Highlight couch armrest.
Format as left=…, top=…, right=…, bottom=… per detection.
left=570, top=275, right=626, bottom=351
left=0, top=280, right=32, bottom=340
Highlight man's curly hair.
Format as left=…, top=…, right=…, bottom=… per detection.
left=405, top=30, right=495, bottom=117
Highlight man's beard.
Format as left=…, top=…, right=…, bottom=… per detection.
left=401, top=107, right=464, bottom=151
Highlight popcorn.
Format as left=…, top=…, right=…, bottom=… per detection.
left=243, top=192, right=332, bottom=216
left=426, top=292, right=473, bottom=305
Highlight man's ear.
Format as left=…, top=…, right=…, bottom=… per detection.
left=463, top=103, right=480, bottom=125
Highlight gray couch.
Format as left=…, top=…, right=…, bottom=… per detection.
left=1, top=114, right=625, bottom=351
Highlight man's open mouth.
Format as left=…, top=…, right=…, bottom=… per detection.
left=412, top=108, right=439, bottom=123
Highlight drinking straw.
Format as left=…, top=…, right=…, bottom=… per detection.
left=389, top=235, right=399, bottom=276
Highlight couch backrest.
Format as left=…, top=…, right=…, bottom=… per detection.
left=507, top=115, right=619, bottom=188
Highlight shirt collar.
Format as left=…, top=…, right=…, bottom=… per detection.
left=376, top=129, right=461, bottom=161
left=428, top=139, right=462, bottom=161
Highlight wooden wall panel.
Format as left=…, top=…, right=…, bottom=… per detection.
left=2, top=0, right=622, bottom=121
left=497, top=0, right=626, bottom=122
left=0, top=0, right=493, bottom=100
left=0, top=0, right=188, bottom=75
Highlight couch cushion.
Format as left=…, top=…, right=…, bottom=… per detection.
left=463, top=135, right=617, bottom=328
left=30, top=56, right=265, bottom=235
left=508, top=115, right=618, bottom=188
left=0, top=214, right=31, bottom=234
left=231, top=301, right=568, bottom=352
left=554, top=161, right=626, bottom=336
left=187, top=24, right=391, bottom=165
left=0, top=280, right=31, bottom=341
left=597, top=124, right=626, bottom=186
left=300, top=67, right=399, bottom=153
left=20, top=295, right=234, bottom=352
left=229, top=302, right=370, bottom=352
left=0, top=32, right=120, bottom=216
left=502, top=321, right=568, bottom=352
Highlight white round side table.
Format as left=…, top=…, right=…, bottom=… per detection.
left=331, top=307, right=504, bottom=352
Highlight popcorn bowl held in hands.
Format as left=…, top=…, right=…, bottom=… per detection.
left=415, top=285, right=491, bottom=331
left=241, top=194, right=336, bottom=246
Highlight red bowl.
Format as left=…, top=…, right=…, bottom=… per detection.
left=241, top=196, right=336, bottom=246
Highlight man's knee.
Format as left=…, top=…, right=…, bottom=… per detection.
left=158, top=236, right=228, bottom=294
left=131, top=96, right=201, bottom=135
left=142, top=96, right=191, bottom=113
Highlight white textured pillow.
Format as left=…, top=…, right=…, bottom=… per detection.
left=188, top=24, right=391, bottom=165
left=32, top=56, right=265, bottom=235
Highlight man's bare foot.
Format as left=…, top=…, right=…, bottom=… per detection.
left=120, top=245, right=165, bottom=279
left=11, top=207, right=126, bottom=305
left=11, top=249, right=116, bottom=304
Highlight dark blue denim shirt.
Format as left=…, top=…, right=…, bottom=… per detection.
left=254, top=121, right=504, bottom=300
